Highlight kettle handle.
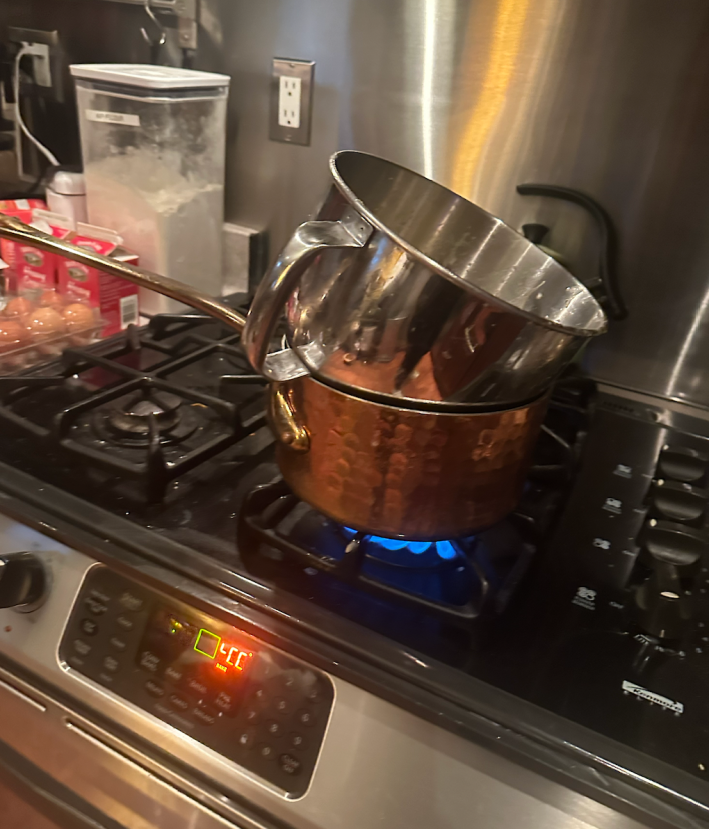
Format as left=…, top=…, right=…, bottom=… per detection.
left=243, top=212, right=373, bottom=378
left=516, top=183, right=627, bottom=320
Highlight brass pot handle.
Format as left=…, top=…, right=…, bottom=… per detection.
left=269, top=384, right=310, bottom=452
left=0, top=214, right=248, bottom=332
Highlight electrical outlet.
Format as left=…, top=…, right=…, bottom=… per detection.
left=8, top=28, right=60, bottom=90
left=270, top=58, right=315, bottom=146
left=278, top=76, right=302, bottom=129
left=21, top=43, right=51, bottom=88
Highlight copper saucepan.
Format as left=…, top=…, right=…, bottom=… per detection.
left=0, top=215, right=547, bottom=539
left=271, top=377, right=547, bottom=539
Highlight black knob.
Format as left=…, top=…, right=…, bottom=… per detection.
left=635, top=561, right=692, bottom=640
left=657, top=445, right=709, bottom=484
left=637, top=519, right=707, bottom=571
left=633, top=519, right=706, bottom=638
left=0, top=553, right=46, bottom=609
left=650, top=479, right=708, bottom=525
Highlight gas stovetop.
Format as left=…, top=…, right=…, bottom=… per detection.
left=1, top=306, right=709, bottom=823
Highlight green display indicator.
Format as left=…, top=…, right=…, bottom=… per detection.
left=194, top=629, right=221, bottom=659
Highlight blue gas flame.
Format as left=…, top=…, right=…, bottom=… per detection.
left=343, top=527, right=456, bottom=560
left=434, top=540, right=457, bottom=560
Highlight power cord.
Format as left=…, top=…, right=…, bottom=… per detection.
left=13, top=44, right=59, bottom=169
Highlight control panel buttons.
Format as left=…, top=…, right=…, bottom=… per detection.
left=650, top=480, right=708, bottom=524
left=80, top=618, right=98, bottom=636
left=145, top=680, right=165, bottom=698
left=279, top=754, right=302, bottom=776
left=119, top=591, right=144, bottom=612
left=193, top=705, right=217, bottom=727
left=657, top=445, right=709, bottom=484
left=164, top=665, right=184, bottom=684
left=85, top=597, right=108, bottom=616
left=296, top=709, right=316, bottom=728
left=169, top=694, right=190, bottom=712
left=185, top=676, right=209, bottom=698
left=237, top=728, right=256, bottom=750
left=73, top=638, right=92, bottom=657
left=59, top=567, right=334, bottom=798
left=243, top=706, right=261, bottom=725
left=273, top=696, right=292, bottom=716
left=288, top=732, right=307, bottom=750
left=138, top=650, right=162, bottom=673
left=214, top=690, right=236, bottom=714
left=103, top=656, right=120, bottom=673
left=258, top=744, right=276, bottom=761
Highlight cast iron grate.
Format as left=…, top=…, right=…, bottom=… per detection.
left=0, top=313, right=268, bottom=502
left=236, top=377, right=591, bottom=624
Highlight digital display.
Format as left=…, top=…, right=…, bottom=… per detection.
left=194, top=628, right=254, bottom=676
left=138, top=606, right=255, bottom=684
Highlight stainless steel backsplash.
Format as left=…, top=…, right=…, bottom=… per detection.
left=3, top=0, right=709, bottom=407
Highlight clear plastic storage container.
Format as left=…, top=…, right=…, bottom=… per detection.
left=70, top=64, right=230, bottom=314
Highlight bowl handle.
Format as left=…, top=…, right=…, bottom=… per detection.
left=243, top=209, right=373, bottom=380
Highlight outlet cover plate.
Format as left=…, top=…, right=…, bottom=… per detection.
left=269, top=58, right=315, bottom=146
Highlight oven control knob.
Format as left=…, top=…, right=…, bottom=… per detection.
left=634, top=520, right=704, bottom=639
left=656, top=446, right=709, bottom=484
left=638, top=519, right=708, bottom=570
left=650, top=480, right=707, bottom=524
left=634, top=563, right=692, bottom=640
left=0, top=553, right=46, bottom=609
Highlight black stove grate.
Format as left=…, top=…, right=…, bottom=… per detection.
left=238, top=479, right=516, bottom=622
left=0, top=313, right=268, bottom=502
left=236, top=380, right=592, bottom=626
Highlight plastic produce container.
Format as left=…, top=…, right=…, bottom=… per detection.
left=70, top=64, right=230, bottom=314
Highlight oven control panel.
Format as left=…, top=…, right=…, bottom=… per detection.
left=59, top=566, right=333, bottom=797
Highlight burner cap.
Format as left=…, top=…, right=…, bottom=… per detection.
left=108, top=390, right=182, bottom=436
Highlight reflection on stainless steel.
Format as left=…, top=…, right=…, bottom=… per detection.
left=0, top=515, right=654, bottom=829
left=3, top=0, right=709, bottom=406
left=245, top=151, right=606, bottom=409
left=207, top=0, right=709, bottom=410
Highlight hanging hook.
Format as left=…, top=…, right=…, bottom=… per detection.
left=141, top=0, right=167, bottom=48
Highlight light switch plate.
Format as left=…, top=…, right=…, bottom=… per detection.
left=269, top=58, right=315, bottom=146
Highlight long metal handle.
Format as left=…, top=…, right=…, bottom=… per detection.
left=242, top=213, right=373, bottom=376
left=0, top=214, right=248, bottom=332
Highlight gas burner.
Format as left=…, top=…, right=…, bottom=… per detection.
left=96, top=389, right=199, bottom=447
left=340, top=528, right=463, bottom=569
left=237, top=479, right=534, bottom=624
left=0, top=305, right=268, bottom=503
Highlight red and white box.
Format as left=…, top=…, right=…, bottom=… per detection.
left=57, top=222, right=140, bottom=337
left=17, top=209, right=75, bottom=293
left=0, top=199, right=48, bottom=274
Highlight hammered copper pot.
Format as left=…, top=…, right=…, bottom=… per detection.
left=270, top=376, right=548, bottom=540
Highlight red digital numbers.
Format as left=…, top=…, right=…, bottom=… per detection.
left=215, top=642, right=253, bottom=675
